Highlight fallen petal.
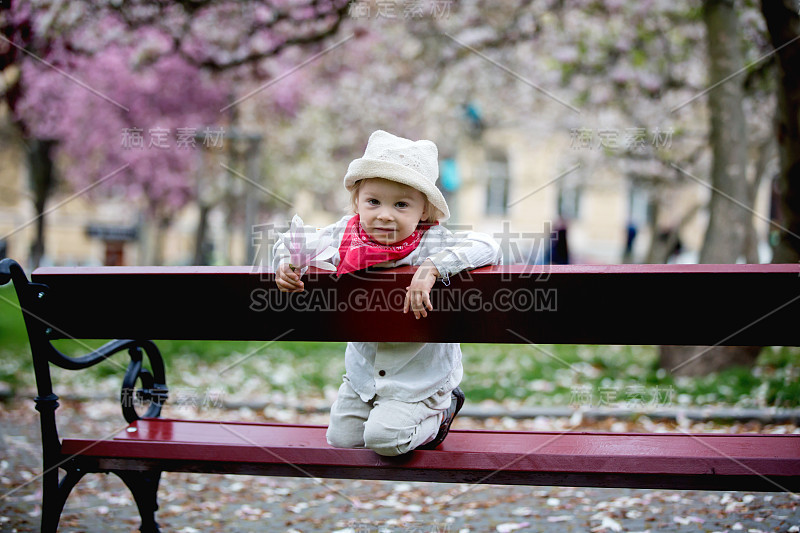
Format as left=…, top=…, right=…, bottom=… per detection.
left=496, top=522, right=529, bottom=532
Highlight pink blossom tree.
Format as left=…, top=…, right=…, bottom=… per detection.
left=15, top=44, right=230, bottom=264
left=1, top=0, right=351, bottom=266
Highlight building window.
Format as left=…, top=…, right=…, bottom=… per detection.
left=624, top=183, right=650, bottom=262
left=557, top=184, right=582, bottom=220
left=485, top=150, right=510, bottom=216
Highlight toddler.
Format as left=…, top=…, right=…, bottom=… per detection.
left=274, top=130, right=501, bottom=456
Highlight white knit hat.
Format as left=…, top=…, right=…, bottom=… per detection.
left=343, top=130, right=450, bottom=222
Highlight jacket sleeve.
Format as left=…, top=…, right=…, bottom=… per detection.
left=423, top=225, right=503, bottom=278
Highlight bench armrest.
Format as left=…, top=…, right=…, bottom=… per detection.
left=3, top=259, right=168, bottom=423
left=49, top=339, right=168, bottom=423
left=0, top=257, right=15, bottom=286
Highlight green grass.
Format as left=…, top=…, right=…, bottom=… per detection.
left=0, top=285, right=31, bottom=349
left=2, top=283, right=799, bottom=408
left=461, top=343, right=800, bottom=409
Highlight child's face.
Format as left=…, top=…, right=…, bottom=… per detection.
left=356, top=178, right=430, bottom=245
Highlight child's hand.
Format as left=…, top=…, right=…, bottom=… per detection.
left=404, top=259, right=440, bottom=319
left=276, top=262, right=305, bottom=292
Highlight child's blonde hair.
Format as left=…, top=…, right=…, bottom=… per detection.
left=349, top=178, right=437, bottom=223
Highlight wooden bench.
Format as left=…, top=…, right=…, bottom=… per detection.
left=2, top=258, right=799, bottom=533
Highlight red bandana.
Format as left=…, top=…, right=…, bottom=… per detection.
left=337, top=215, right=434, bottom=276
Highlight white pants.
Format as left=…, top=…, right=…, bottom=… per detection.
left=326, top=379, right=451, bottom=456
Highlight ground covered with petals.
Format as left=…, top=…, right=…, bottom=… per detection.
left=1, top=397, right=798, bottom=533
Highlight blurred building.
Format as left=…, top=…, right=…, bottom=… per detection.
left=0, top=120, right=777, bottom=268
left=433, top=126, right=776, bottom=265
left=0, top=130, right=194, bottom=269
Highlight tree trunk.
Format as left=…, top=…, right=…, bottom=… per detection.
left=660, top=346, right=762, bottom=376
left=762, top=0, right=800, bottom=264
left=659, top=0, right=760, bottom=375
left=698, top=0, right=750, bottom=264
left=152, top=215, right=171, bottom=266
left=27, top=139, right=57, bottom=269
left=194, top=203, right=211, bottom=265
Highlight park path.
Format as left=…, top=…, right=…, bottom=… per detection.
left=1, top=398, right=798, bottom=533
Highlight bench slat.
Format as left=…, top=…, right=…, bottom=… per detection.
left=61, top=419, right=800, bottom=492
left=30, top=264, right=800, bottom=345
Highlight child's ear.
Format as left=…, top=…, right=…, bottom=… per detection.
left=421, top=202, right=431, bottom=222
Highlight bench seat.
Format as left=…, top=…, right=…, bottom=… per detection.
left=61, top=419, right=800, bottom=492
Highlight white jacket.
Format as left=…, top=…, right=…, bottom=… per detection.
left=273, top=215, right=502, bottom=402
